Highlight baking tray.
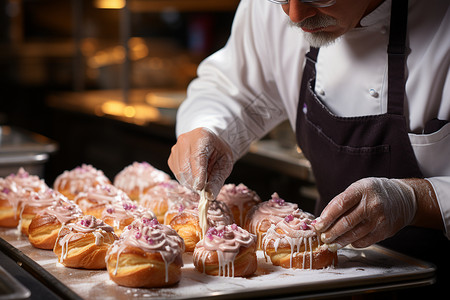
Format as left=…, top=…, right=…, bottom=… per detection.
left=0, top=228, right=435, bottom=300
left=0, top=264, right=31, bottom=300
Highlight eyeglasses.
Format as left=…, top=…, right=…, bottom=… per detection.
left=267, top=0, right=336, bottom=8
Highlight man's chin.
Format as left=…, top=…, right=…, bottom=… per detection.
left=302, top=31, right=338, bottom=48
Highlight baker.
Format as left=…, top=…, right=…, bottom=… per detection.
left=168, top=0, right=449, bottom=292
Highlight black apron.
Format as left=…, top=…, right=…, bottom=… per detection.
left=295, top=0, right=449, bottom=290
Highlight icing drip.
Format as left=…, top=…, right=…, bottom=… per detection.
left=74, top=184, right=130, bottom=212
left=247, top=193, right=304, bottom=239
left=140, top=180, right=199, bottom=215
left=101, top=198, right=155, bottom=231
left=113, top=162, right=171, bottom=195
left=53, top=164, right=110, bottom=196
left=57, top=215, right=115, bottom=263
left=106, top=217, right=184, bottom=282
left=39, top=197, right=83, bottom=225
left=217, top=183, right=261, bottom=226
left=262, top=216, right=320, bottom=269
left=194, top=224, right=256, bottom=277
left=198, top=189, right=210, bottom=238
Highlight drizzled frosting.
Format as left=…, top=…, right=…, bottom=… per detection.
left=113, top=162, right=171, bottom=196
left=57, top=215, right=116, bottom=263
left=262, top=215, right=323, bottom=269
left=101, top=199, right=155, bottom=232
left=38, top=196, right=83, bottom=225
left=246, top=193, right=302, bottom=234
left=1, top=168, right=49, bottom=211
left=74, top=184, right=130, bottom=212
left=53, top=164, right=110, bottom=196
left=217, top=183, right=261, bottom=226
left=139, top=180, right=197, bottom=215
left=106, top=217, right=184, bottom=282
left=5, top=168, right=48, bottom=193
left=194, top=224, right=256, bottom=277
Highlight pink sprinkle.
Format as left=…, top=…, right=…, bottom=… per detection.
left=80, top=220, right=85, bottom=226
left=285, top=215, right=294, bottom=223
left=2, top=188, right=10, bottom=194
left=150, top=218, right=159, bottom=226
left=301, top=222, right=309, bottom=230
left=84, top=219, right=91, bottom=227
left=206, top=233, right=213, bottom=240
left=106, top=208, right=114, bottom=214
left=135, top=232, right=142, bottom=239
left=231, top=224, right=238, bottom=231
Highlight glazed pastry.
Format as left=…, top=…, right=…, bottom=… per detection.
left=164, top=196, right=198, bottom=225
left=53, top=164, right=110, bottom=200
left=101, top=199, right=155, bottom=236
left=74, top=184, right=130, bottom=219
left=217, top=183, right=261, bottom=227
left=169, top=200, right=234, bottom=252
left=262, top=215, right=338, bottom=269
left=113, top=162, right=171, bottom=201
left=106, top=217, right=184, bottom=288
left=194, top=224, right=257, bottom=277
left=0, top=168, right=49, bottom=228
left=54, top=215, right=117, bottom=269
left=140, top=180, right=199, bottom=224
left=19, top=189, right=68, bottom=236
left=28, top=197, right=83, bottom=249
left=244, top=193, right=313, bottom=249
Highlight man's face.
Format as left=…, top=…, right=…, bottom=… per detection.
left=281, top=0, right=384, bottom=47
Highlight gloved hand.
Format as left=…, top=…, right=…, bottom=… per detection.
left=313, top=177, right=418, bottom=250
left=168, top=127, right=234, bottom=199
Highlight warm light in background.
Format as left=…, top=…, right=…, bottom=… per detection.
left=94, top=0, right=126, bottom=9
left=100, top=100, right=160, bottom=124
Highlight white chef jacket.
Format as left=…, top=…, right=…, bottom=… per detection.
left=176, top=0, right=450, bottom=237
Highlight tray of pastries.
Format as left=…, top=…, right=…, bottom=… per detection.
left=0, top=163, right=435, bottom=299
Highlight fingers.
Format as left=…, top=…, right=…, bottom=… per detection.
left=314, top=182, right=365, bottom=233
left=168, top=127, right=233, bottom=197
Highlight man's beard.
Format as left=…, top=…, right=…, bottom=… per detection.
left=288, top=15, right=339, bottom=48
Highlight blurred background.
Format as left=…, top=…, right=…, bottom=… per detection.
left=0, top=0, right=317, bottom=210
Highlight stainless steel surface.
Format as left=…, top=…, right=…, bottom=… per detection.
left=0, top=264, right=31, bottom=300
left=0, top=228, right=435, bottom=299
left=0, top=126, right=58, bottom=154
left=0, top=126, right=58, bottom=178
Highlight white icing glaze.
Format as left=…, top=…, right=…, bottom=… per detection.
left=217, top=183, right=261, bottom=226
left=106, top=217, right=184, bottom=282
left=262, top=216, right=322, bottom=269
left=113, top=162, right=171, bottom=196
left=194, top=224, right=256, bottom=277
left=53, top=164, right=110, bottom=196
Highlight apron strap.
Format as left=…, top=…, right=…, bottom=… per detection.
left=387, top=0, right=409, bottom=115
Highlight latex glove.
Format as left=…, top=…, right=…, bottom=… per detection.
left=168, top=127, right=234, bottom=199
left=313, top=177, right=417, bottom=250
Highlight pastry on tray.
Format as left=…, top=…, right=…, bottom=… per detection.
left=53, top=215, right=117, bottom=269
left=53, top=164, right=111, bottom=200
left=216, top=183, right=261, bottom=227
left=262, top=215, right=338, bottom=269
left=113, top=162, right=171, bottom=201
left=74, top=184, right=130, bottom=219
left=244, top=193, right=313, bottom=249
left=139, top=180, right=198, bottom=224
left=101, top=198, right=155, bottom=236
left=193, top=224, right=257, bottom=277
left=169, top=200, right=234, bottom=252
left=106, top=217, right=184, bottom=288
left=28, top=196, right=83, bottom=249
left=0, top=168, right=49, bottom=228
